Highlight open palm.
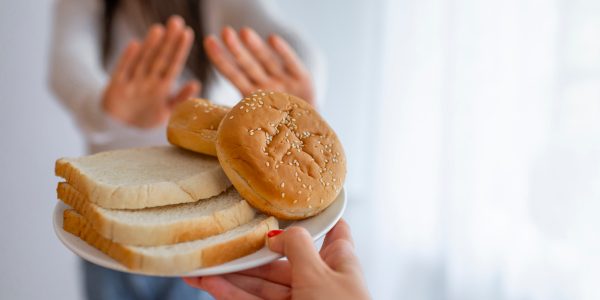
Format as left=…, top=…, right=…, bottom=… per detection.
left=204, top=27, right=314, bottom=105
left=102, top=16, right=200, bottom=128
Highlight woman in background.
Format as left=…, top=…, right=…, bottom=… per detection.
left=49, top=0, right=322, bottom=299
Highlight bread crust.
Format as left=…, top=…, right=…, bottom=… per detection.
left=57, top=182, right=256, bottom=246
left=167, top=98, right=230, bottom=156
left=55, top=146, right=231, bottom=209
left=216, top=91, right=346, bottom=220
left=63, top=209, right=279, bottom=275
left=63, top=209, right=139, bottom=269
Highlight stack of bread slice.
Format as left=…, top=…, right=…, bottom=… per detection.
left=55, top=146, right=278, bottom=275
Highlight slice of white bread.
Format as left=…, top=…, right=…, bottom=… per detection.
left=63, top=209, right=279, bottom=275
left=55, top=146, right=231, bottom=209
left=57, top=183, right=256, bottom=246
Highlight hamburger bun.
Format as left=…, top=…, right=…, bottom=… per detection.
left=216, top=91, right=346, bottom=220
left=167, top=98, right=230, bottom=156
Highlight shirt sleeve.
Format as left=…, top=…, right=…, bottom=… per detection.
left=204, top=0, right=327, bottom=107
left=48, top=0, right=143, bottom=147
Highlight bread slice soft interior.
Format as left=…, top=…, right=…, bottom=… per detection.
left=58, top=182, right=256, bottom=246
left=63, top=209, right=278, bottom=275
left=55, top=146, right=231, bottom=209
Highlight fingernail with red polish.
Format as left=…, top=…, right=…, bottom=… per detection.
left=267, top=229, right=284, bottom=238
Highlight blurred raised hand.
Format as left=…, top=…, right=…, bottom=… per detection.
left=204, top=27, right=314, bottom=105
left=102, top=16, right=200, bottom=128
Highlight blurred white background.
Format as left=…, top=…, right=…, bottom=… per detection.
left=1, top=0, right=599, bottom=299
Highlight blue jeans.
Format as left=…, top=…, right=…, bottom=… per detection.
left=82, top=260, right=214, bottom=300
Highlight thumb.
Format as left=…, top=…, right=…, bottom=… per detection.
left=267, top=227, right=327, bottom=276
left=169, top=80, right=201, bottom=108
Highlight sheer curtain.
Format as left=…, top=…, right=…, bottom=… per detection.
left=364, top=0, right=600, bottom=299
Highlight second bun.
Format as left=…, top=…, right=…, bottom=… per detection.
left=168, top=98, right=230, bottom=156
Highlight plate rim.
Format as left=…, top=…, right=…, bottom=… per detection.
left=53, top=188, right=346, bottom=277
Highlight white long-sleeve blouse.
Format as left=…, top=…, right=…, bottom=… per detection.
left=48, top=0, right=324, bottom=154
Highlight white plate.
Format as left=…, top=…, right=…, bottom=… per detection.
left=53, top=188, right=346, bottom=277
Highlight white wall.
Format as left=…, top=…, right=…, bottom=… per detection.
left=0, top=0, right=83, bottom=299
left=0, top=1, right=377, bottom=299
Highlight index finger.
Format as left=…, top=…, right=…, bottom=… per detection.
left=204, top=35, right=255, bottom=95
left=222, top=27, right=270, bottom=84
left=268, top=34, right=309, bottom=79
left=240, top=28, right=285, bottom=78
left=163, top=27, right=194, bottom=81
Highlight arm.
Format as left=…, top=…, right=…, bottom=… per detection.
left=48, top=1, right=199, bottom=147
left=48, top=0, right=117, bottom=138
